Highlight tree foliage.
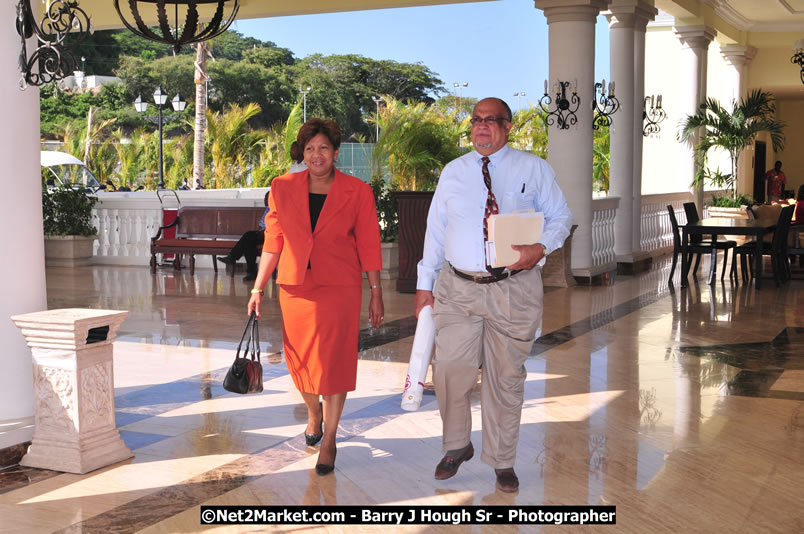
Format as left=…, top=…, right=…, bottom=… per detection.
left=55, top=29, right=444, bottom=139
left=42, top=185, right=99, bottom=236
left=371, top=97, right=466, bottom=191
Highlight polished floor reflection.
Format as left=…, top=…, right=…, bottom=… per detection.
left=1, top=259, right=803, bottom=533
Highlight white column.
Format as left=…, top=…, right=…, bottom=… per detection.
left=534, top=0, right=608, bottom=278
left=720, top=44, right=757, bottom=197
left=632, top=6, right=656, bottom=253
left=674, top=26, right=716, bottom=210
left=0, top=0, right=47, bottom=449
left=608, top=5, right=636, bottom=262
left=720, top=44, right=756, bottom=102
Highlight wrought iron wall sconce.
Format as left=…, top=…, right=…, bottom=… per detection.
left=15, top=0, right=91, bottom=89
left=791, top=39, right=804, bottom=84
left=539, top=81, right=580, bottom=129
left=113, top=0, right=240, bottom=54
left=592, top=80, right=619, bottom=130
left=642, top=94, right=666, bottom=136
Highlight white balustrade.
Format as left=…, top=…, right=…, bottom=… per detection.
left=639, top=192, right=691, bottom=255
left=591, top=197, right=618, bottom=268
left=87, top=188, right=723, bottom=270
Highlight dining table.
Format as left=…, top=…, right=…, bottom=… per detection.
left=681, top=218, right=777, bottom=289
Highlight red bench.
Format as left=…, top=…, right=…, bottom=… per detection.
left=150, top=206, right=266, bottom=275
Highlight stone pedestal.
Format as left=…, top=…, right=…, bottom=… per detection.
left=10, top=308, right=132, bottom=474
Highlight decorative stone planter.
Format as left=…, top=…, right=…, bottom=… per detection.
left=44, top=235, right=96, bottom=267
left=10, top=309, right=132, bottom=474
left=380, top=242, right=399, bottom=280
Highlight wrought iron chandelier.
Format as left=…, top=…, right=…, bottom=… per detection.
left=113, top=0, right=240, bottom=54
left=16, top=0, right=91, bottom=89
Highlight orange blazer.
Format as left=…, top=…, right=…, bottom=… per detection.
left=264, top=168, right=382, bottom=286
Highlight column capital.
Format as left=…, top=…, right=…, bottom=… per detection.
left=606, top=0, right=657, bottom=30
left=720, top=44, right=758, bottom=67
left=534, top=0, right=609, bottom=24
left=673, top=25, right=717, bottom=50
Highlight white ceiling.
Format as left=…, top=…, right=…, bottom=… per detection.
left=76, top=0, right=493, bottom=31
left=702, top=0, right=804, bottom=32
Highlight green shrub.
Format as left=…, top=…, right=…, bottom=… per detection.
left=42, top=185, right=99, bottom=236
left=708, top=194, right=754, bottom=208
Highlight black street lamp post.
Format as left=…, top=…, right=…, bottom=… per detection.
left=135, top=87, right=186, bottom=189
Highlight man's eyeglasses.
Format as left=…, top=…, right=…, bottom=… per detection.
left=470, top=116, right=510, bottom=126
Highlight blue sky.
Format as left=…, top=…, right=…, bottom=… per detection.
left=232, top=0, right=611, bottom=111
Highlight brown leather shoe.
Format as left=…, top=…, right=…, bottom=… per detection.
left=434, top=443, right=474, bottom=480
left=495, top=468, right=519, bottom=493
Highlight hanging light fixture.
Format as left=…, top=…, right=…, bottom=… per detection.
left=792, top=39, right=804, bottom=84
left=113, top=0, right=240, bottom=54
left=15, top=0, right=91, bottom=89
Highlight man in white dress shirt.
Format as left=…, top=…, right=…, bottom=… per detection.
left=415, top=97, right=572, bottom=493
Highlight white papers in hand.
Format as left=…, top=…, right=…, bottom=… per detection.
left=401, top=305, right=435, bottom=411
left=487, top=210, right=544, bottom=267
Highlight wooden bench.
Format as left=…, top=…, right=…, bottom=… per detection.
left=150, top=206, right=267, bottom=275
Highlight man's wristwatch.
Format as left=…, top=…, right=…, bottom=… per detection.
left=540, top=243, right=548, bottom=256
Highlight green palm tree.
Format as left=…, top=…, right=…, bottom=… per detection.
left=111, top=128, right=144, bottom=188
left=251, top=100, right=305, bottom=187
left=509, top=106, right=548, bottom=159
left=205, top=103, right=262, bottom=188
left=372, top=96, right=467, bottom=191
left=592, top=126, right=610, bottom=194
left=679, top=89, right=785, bottom=201
left=164, top=133, right=194, bottom=190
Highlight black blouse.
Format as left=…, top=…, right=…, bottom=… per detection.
left=309, top=193, right=327, bottom=231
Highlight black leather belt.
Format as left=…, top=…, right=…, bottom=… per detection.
left=450, top=264, right=522, bottom=284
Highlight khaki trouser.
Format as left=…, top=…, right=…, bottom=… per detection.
left=432, top=264, right=543, bottom=469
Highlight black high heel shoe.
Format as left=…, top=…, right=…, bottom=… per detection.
left=315, top=447, right=336, bottom=476
left=305, top=402, right=323, bottom=446
left=305, top=431, right=323, bottom=446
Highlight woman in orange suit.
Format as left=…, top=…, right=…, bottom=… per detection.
left=247, top=118, right=384, bottom=476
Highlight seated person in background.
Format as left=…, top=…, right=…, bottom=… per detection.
left=218, top=145, right=306, bottom=281
left=765, top=160, right=787, bottom=202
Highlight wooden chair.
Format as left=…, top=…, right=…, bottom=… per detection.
left=731, top=205, right=794, bottom=285
left=667, top=205, right=736, bottom=284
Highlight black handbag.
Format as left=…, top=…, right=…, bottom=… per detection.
left=223, top=312, right=264, bottom=394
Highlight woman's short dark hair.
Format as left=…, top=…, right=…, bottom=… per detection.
left=289, top=141, right=303, bottom=163
left=297, top=118, right=342, bottom=152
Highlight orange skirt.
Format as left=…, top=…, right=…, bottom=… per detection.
left=279, top=277, right=361, bottom=395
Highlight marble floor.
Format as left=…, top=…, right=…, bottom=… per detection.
left=2, top=257, right=804, bottom=533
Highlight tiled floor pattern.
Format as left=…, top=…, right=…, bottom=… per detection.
left=0, top=259, right=803, bottom=533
